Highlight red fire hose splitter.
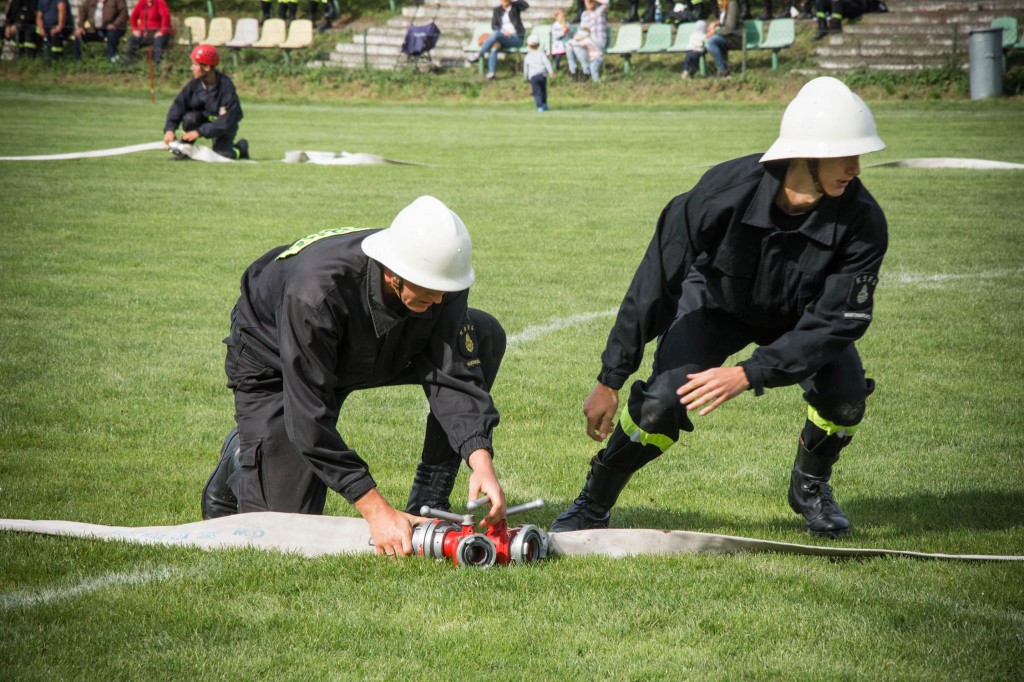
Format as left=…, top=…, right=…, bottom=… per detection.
left=412, top=496, right=550, bottom=568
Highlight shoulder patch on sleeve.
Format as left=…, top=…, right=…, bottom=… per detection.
left=458, top=322, right=478, bottom=359
left=848, top=273, right=878, bottom=311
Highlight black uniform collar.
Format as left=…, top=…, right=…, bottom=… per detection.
left=743, top=160, right=840, bottom=247
left=365, top=258, right=432, bottom=339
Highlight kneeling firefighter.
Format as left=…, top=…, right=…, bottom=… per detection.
left=163, top=44, right=249, bottom=161
left=201, top=196, right=508, bottom=557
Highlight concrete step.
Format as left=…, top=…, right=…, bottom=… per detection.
left=873, top=0, right=1024, bottom=12
left=818, top=54, right=966, bottom=70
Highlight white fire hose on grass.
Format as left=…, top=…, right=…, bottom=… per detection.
left=1, top=513, right=1020, bottom=563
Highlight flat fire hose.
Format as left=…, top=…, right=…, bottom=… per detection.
left=0, top=141, right=167, bottom=161
left=0, top=142, right=419, bottom=165
left=1, top=513, right=1020, bottom=562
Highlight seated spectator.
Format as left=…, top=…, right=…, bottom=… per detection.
left=4, top=0, right=40, bottom=57
left=705, top=0, right=740, bottom=77
left=35, top=0, right=71, bottom=58
left=125, top=0, right=170, bottom=64
left=680, top=18, right=706, bottom=79
left=73, top=0, right=127, bottom=62
left=467, top=0, right=529, bottom=81
left=565, top=0, right=607, bottom=83
left=163, top=44, right=249, bottom=161
left=665, top=0, right=709, bottom=23
left=549, top=7, right=569, bottom=69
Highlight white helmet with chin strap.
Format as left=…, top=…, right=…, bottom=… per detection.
left=360, top=196, right=475, bottom=292
left=760, top=77, right=885, bottom=163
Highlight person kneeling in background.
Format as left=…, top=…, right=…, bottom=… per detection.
left=163, top=44, right=250, bottom=161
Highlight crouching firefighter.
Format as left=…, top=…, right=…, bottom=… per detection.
left=162, top=44, right=249, bottom=161
left=201, top=196, right=509, bottom=557
left=550, top=77, right=888, bottom=538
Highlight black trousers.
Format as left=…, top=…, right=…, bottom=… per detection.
left=226, top=308, right=506, bottom=514
left=73, top=28, right=125, bottom=60
left=181, top=111, right=239, bottom=159
left=529, top=74, right=547, bottom=108
left=602, top=270, right=873, bottom=473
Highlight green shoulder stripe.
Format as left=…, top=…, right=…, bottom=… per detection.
left=275, top=227, right=373, bottom=260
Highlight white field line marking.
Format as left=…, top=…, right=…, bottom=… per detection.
left=0, top=566, right=177, bottom=610
left=504, top=267, right=1022, bottom=351
left=507, top=309, right=617, bottom=351
left=887, top=268, right=1024, bottom=286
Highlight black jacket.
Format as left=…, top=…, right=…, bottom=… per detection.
left=164, top=72, right=243, bottom=139
left=491, top=0, right=528, bottom=37
left=228, top=228, right=498, bottom=502
left=599, top=153, right=888, bottom=394
left=5, top=0, right=37, bottom=24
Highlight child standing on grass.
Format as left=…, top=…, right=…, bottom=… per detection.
left=550, top=8, right=570, bottom=69
left=523, top=34, right=554, bottom=112
left=681, top=19, right=706, bottom=79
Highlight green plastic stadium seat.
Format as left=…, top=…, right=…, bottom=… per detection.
left=637, top=23, right=673, bottom=53
left=606, top=23, right=643, bottom=74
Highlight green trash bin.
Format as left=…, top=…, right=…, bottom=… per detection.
left=968, top=27, right=1003, bottom=100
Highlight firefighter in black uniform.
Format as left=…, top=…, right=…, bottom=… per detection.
left=162, top=44, right=249, bottom=161
left=4, top=0, right=40, bottom=57
left=550, top=77, right=887, bottom=538
left=201, top=196, right=508, bottom=558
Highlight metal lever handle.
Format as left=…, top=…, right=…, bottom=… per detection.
left=466, top=496, right=490, bottom=511
left=467, top=496, right=545, bottom=516
left=507, top=498, right=545, bottom=516
left=419, top=505, right=473, bottom=525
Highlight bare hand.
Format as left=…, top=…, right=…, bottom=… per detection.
left=163, top=130, right=176, bottom=146
left=354, top=489, right=418, bottom=557
left=181, top=130, right=200, bottom=142
left=583, top=382, right=618, bottom=442
left=468, top=449, right=506, bottom=527
left=676, top=366, right=749, bottom=417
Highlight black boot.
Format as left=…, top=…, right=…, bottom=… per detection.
left=549, top=455, right=634, bottom=532
left=201, top=427, right=240, bottom=519
left=405, top=460, right=460, bottom=514
left=288, top=3, right=298, bottom=21
left=308, top=0, right=318, bottom=22
left=625, top=1, right=640, bottom=22
left=787, top=435, right=851, bottom=537
left=261, top=1, right=272, bottom=22
left=278, top=2, right=288, bottom=20
left=829, top=16, right=842, bottom=33
left=813, top=17, right=829, bottom=40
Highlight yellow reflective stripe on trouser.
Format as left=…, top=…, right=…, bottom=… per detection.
left=275, top=227, right=373, bottom=259
left=807, top=405, right=859, bottom=438
left=619, top=409, right=676, bottom=452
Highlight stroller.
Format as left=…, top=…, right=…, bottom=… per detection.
left=400, top=1, right=442, bottom=71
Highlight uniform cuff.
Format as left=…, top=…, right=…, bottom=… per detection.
left=341, top=473, right=378, bottom=505
left=597, top=368, right=628, bottom=391
left=737, top=361, right=764, bottom=396
left=458, top=436, right=493, bottom=463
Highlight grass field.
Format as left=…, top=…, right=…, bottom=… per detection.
left=1, top=80, right=1023, bottom=680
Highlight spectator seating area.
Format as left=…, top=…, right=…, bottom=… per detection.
left=463, top=19, right=796, bottom=76
left=176, top=15, right=313, bottom=62
left=990, top=16, right=1023, bottom=69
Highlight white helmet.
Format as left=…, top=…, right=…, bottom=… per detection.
left=760, top=77, right=885, bottom=163
left=360, top=196, right=475, bottom=292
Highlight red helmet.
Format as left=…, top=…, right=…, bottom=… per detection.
left=190, top=44, right=220, bottom=66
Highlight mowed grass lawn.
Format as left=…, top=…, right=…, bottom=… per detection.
left=1, top=81, right=1022, bottom=680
